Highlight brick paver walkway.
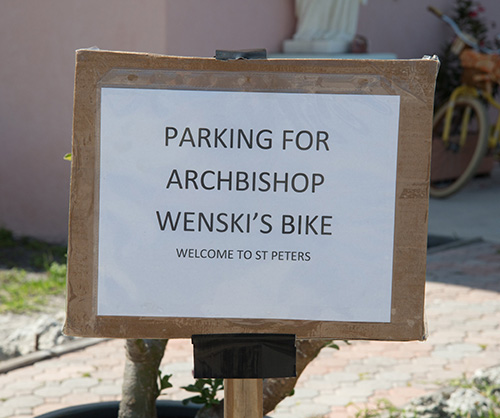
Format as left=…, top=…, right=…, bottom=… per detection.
left=1, top=241, right=499, bottom=418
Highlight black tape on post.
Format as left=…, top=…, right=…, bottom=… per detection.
left=192, top=334, right=296, bottom=379
left=215, top=49, right=267, bottom=60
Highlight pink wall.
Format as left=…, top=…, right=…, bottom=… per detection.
left=0, top=0, right=168, bottom=243
left=358, top=0, right=500, bottom=59
left=163, top=0, right=500, bottom=59
left=2, top=0, right=499, bottom=243
left=165, top=0, right=295, bottom=56
left=0, top=0, right=295, bottom=243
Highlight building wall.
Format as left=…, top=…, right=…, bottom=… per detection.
left=0, top=0, right=294, bottom=243
left=164, top=0, right=500, bottom=59
left=358, top=0, right=500, bottom=59
left=165, top=0, right=295, bottom=57
left=1, top=0, right=499, bottom=243
left=0, top=0, right=169, bottom=243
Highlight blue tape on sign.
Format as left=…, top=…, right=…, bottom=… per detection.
left=192, top=334, right=296, bottom=379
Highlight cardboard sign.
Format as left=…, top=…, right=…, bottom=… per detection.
left=65, top=50, right=438, bottom=340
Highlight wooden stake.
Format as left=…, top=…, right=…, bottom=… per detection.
left=224, top=378, right=263, bottom=418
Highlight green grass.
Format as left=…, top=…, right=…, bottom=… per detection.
left=0, top=227, right=67, bottom=271
left=0, top=262, right=67, bottom=313
left=351, top=399, right=401, bottom=418
left=0, top=228, right=67, bottom=313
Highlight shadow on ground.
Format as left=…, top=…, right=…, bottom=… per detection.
left=425, top=238, right=500, bottom=293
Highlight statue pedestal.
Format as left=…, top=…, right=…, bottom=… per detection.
left=283, top=38, right=350, bottom=54
left=286, top=0, right=368, bottom=55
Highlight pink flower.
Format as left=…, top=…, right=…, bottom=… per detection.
left=468, top=3, right=485, bottom=18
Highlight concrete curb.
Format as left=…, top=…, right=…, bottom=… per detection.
left=0, top=338, right=106, bottom=374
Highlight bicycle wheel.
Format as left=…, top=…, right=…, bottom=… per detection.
left=430, top=96, right=489, bottom=198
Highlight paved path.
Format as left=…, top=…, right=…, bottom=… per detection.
left=428, top=163, right=500, bottom=243
left=1, top=240, right=499, bottom=418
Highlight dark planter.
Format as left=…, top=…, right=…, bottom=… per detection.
left=34, top=400, right=202, bottom=418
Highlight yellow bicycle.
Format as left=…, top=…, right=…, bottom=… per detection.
left=429, top=6, right=500, bottom=198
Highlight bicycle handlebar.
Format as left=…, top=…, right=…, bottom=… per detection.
left=428, top=5, right=500, bottom=54
left=427, top=6, right=443, bottom=18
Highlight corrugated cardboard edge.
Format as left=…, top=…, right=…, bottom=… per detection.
left=65, top=49, right=439, bottom=341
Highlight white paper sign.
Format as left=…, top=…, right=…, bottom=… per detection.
left=97, top=88, right=400, bottom=323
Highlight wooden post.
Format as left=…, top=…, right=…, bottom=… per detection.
left=224, top=379, right=263, bottom=418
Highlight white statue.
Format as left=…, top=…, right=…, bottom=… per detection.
left=284, top=0, right=368, bottom=54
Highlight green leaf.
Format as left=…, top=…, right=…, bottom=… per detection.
left=64, top=153, right=72, bottom=161
left=181, top=378, right=224, bottom=407
left=158, top=371, right=173, bottom=391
